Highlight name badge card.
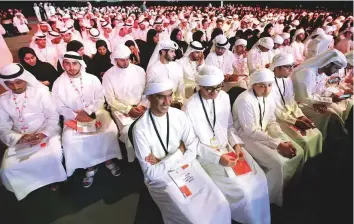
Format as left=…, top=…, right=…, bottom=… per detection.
left=168, top=164, right=205, bottom=198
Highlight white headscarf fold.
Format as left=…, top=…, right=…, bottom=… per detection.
left=59, top=51, right=87, bottom=74
left=183, top=41, right=204, bottom=57
left=305, top=34, right=333, bottom=59
left=0, top=63, right=48, bottom=90
left=147, top=40, right=178, bottom=70
left=254, top=37, right=274, bottom=50
left=196, top=65, right=224, bottom=86
left=110, top=44, right=131, bottom=65
left=292, top=28, right=305, bottom=42
left=211, top=34, right=230, bottom=52
left=294, top=49, right=347, bottom=72
left=273, top=35, right=284, bottom=45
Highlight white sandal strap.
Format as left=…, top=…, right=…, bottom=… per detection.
left=105, top=163, right=116, bottom=170
left=86, top=169, right=97, bottom=177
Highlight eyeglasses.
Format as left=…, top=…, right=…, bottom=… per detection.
left=203, top=83, right=224, bottom=93
left=282, top=64, right=294, bottom=69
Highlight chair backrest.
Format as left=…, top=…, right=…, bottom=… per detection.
left=128, top=116, right=142, bottom=149
left=227, top=86, right=247, bottom=109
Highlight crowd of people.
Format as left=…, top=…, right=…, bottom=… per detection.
left=0, top=1, right=353, bottom=224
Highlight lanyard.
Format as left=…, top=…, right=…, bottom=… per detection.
left=149, top=110, right=169, bottom=155
left=274, top=77, right=286, bottom=106
left=198, top=91, right=216, bottom=136
left=252, top=90, right=265, bottom=130
left=12, top=91, right=28, bottom=133
left=69, top=76, right=92, bottom=108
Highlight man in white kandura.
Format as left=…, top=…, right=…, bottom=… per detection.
left=176, top=40, right=205, bottom=99
left=147, top=40, right=185, bottom=108
left=270, top=53, right=323, bottom=161
left=232, top=68, right=304, bottom=206
left=0, top=63, right=67, bottom=200
left=183, top=65, right=270, bottom=224
left=247, top=37, right=274, bottom=74
left=52, top=52, right=122, bottom=188
left=103, top=44, right=147, bottom=163
left=205, top=34, right=234, bottom=79
left=291, top=49, right=351, bottom=141
left=132, top=76, right=231, bottom=224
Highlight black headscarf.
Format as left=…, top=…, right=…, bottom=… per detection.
left=92, top=39, right=112, bottom=81
left=67, top=40, right=83, bottom=52
left=260, top=24, right=273, bottom=38
left=146, top=29, right=158, bottom=45
left=170, top=28, right=188, bottom=60
left=140, top=29, right=158, bottom=70
left=18, top=47, right=58, bottom=90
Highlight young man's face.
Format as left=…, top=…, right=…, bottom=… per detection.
left=148, top=89, right=173, bottom=115
left=253, top=82, right=273, bottom=97
left=5, top=79, right=27, bottom=94
left=63, top=59, right=81, bottom=77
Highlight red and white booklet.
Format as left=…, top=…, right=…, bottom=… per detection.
left=168, top=164, right=205, bottom=198
left=8, top=139, right=48, bottom=158
left=226, top=151, right=252, bottom=176
left=64, top=120, right=102, bottom=133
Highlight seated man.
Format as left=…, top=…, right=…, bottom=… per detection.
left=232, top=68, right=304, bottom=206
left=52, top=52, right=122, bottom=188
left=291, top=49, right=350, bottom=141
left=103, top=44, right=147, bottom=163
left=247, top=37, right=274, bottom=74
left=147, top=39, right=185, bottom=109
left=0, top=63, right=67, bottom=200
left=176, top=41, right=205, bottom=99
left=270, top=53, right=323, bottom=161
left=183, top=65, right=270, bottom=224
left=132, top=76, right=231, bottom=224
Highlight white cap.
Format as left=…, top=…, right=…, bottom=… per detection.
left=258, top=37, right=274, bottom=50
left=235, top=39, right=247, bottom=46
left=269, top=53, right=294, bottom=71
left=273, top=35, right=284, bottom=45
left=196, top=65, right=224, bottom=86
left=112, top=44, right=131, bottom=59
left=145, top=76, right=174, bottom=96
left=250, top=68, right=274, bottom=85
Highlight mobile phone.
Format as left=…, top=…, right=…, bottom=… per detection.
left=338, top=94, right=352, bottom=99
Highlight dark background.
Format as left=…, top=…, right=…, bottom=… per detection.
left=1, top=1, right=353, bottom=17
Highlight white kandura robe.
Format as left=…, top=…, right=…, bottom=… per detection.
left=205, top=51, right=234, bottom=75
left=147, top=60, right=185, bottom=103
left=183, top=91, right=270, bottom=224
left=176, top=56, right=204, bottom=99
left=232, top=90, right=304, bottom=206
left=13, top=16, right=29, bottom=34
left=0, top=87, right=67, bottom=200
left=247, top=47, right=274, bottom=74
left=290, top=41, right=305, bottom=65
left=272, top=76, right=323, bottom=161
left=52, top=72, right=122, bottom=176
left=291, top=68, right=350, bottom=138
left=103, top=63, right=147, bottom=162
left=231, top=53, right=249, bottom=89
left=132, top=28, right=149, bottom=41
left=133, top=107, right=231, bottom=224
left=32, top=45, right=59, bottom=69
